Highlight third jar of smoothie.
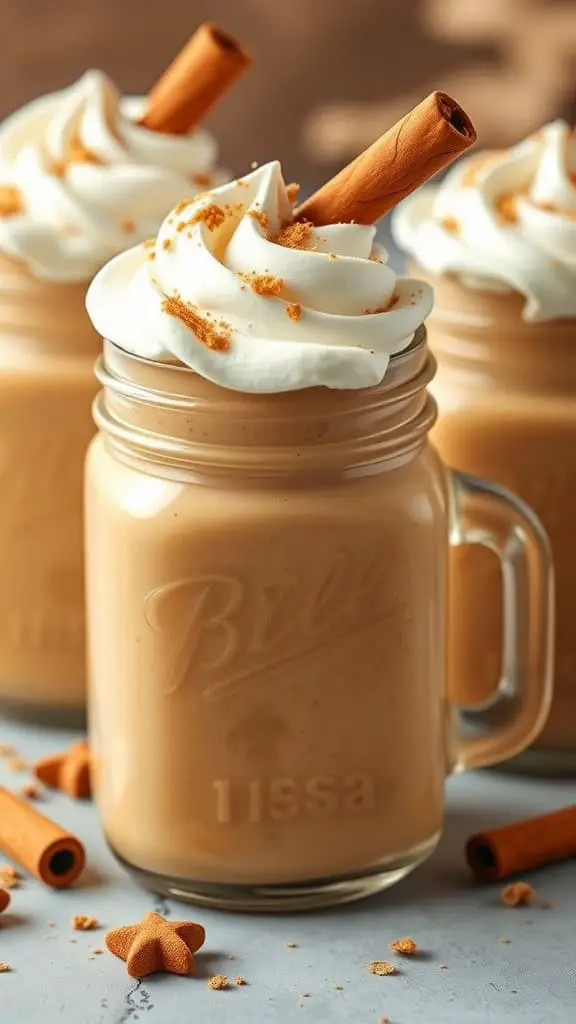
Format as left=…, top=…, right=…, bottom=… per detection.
left=85, top=163, right=553, bottom=909
left=394, top=120, right=576, bottom=772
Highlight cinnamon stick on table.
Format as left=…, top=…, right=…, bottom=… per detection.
left=466, top=806, right=576, bottom=882
left=296, top=91, right=476, bottom=226
left=140, top=22, right=252, bottom=135
left=0, top=786, right=85, bottom=888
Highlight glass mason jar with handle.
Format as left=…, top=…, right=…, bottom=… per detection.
left=85, top=327, right=554, bottom=911
left=0, top=253, right=100, bottom=722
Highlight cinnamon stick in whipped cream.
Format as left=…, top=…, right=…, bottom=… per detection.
left=296, top=91, right=476, bottom=226
left=140, top=22, right=252, bottom=135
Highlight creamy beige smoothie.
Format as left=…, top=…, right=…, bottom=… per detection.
left=393, top=121, right=576, bottom=770
left=85, top=163, right=552, bottom=907
left=0, top=68, right=227, bottom=717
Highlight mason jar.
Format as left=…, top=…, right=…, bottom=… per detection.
left=85, top=328, right=553, bottom=910
left=423, top=272, right=576, bottom=774
left=0, top=253, right=100, bottom=721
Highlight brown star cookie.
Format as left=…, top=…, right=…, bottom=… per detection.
left=33, top=739, right=92, bottom=798
left=106, top=911, right=205, bottom=978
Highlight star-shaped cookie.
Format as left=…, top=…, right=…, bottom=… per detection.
left=33, top=739, right=92, bottom=798
left=106, top=912, right=206, bottom=978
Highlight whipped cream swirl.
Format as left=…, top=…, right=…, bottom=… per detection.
left=87, top=161, right=432, bottom=392
left=0, top=70, right=224, bottom=281
left=393, top=120, right=576, bottom=323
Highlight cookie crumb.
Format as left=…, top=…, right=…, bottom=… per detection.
left=227, top=954, right=236, bottom=961
left=0, top=962, right=11, bottom=973
left=499, top=937, right=511, bottom=945
left=439, top=964, right=448, bottom=970
left=439, top=215, right=461, bottom=234
left=161, top=296, right=232, bottom=352
left=250, top=161, right=259, bottom=169
left=368, top=961, right=397, bottom=977
left=92, top=948, right=103, bottom=955
left=0, top=866, right=19, bottom=889
left=389, top=937, right=417, bottom=955
left=6, top=755, right=28, bottom=772
left=333, top=984, right=343, bottom=991
left=301, top=992, right=311, bottom=998
left=71, top=915, right=98, bottom=931
left=20, top=783, right=39, bottom=800
left=538, top=900, right=554, bottom=910
left=191, top=172, right=214, bottom=189
left=241, top=272, right=283, bottom=297
left=285, top=941, right=297, bottom=948
left=286, top=302, right=302, bottom=321
left=501, top=881, right=534, bottom=907
left=208, top=974, right=229, bottom=990
left=119, top=218, right=135, bottom=233
left=276, top=220, right=313, bottom=250
left=0, top=186, right=23, bottom=218
left=248, top=209, right=269, bottom=229
left=286, top=183, right=301, bottom=204
left=234, top=975, right=247, bottom=986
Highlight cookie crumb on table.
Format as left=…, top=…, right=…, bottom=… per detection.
left=389, top=937, right=417, bottom=955
left=368, top=960, right=397, bottom=976
left=20, top=783, right=39, bottom=800
left=234, top=975, right=247, bottom=986
left=0, top=866, right=19, bottom=889
left=208, top=974, right=229, bottom=990
left=72, top=915, right=98, bottom=931
left=285, top=941, right=297, bottom=948
left=0, top=962, right=11, bottom=973
left=501, top=881, right=534, bottom=907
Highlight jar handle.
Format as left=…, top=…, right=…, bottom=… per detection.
left=449, top=470, right=554, bottom=771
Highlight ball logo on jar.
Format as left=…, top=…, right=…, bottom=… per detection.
left=143, top=548, right=412, bottom=701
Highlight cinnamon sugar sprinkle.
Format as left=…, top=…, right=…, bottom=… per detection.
left=365, top=295, right=399, bottom=315
left=286, top=182, right=301, bottom=204
left=439, top=216, right=461, bottom=235
left=161, top=295, right=232, bottom=352
left=286, top=302, right=302, bottom=321
left=496, top=193, right=520, bottom=224
left=67, top=135, right=104, bottom=166
left=163, top=238, right=173, bottom=251
left=191, top=172, right=214, bottom=189
left=248, top=209, right=269, bottom=229
left=461, top=151, right=502, bottom=187
left=119, top=218, right=135, bottom=234
left=0, top=185, right=23, bottom=218
left=177, top=203, right=226, bottom=233
left=241, top=272, right=284, bottom=297
left=275, top=220, right=314, bottom=250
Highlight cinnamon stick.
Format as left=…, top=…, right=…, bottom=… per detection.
left=0, top=786, right=85, bottom=888
left=466, top=806, right=576, bottom=882
left=296, top=91, right=476, bottom=226
left=140, top=22, right=252, bottom=135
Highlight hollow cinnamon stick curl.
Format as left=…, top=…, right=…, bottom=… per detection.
left=140, top=22, right=252, bottom=135
left=0, top=786, right=85, bottom=888
left=296, top=91, right=476, bottom=226
left=466, top=805, right=576, bottom=882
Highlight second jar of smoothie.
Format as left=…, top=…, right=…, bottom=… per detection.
left=0, top=64, right=229, bottom=720
left=394, top=120, right=576, bottom=772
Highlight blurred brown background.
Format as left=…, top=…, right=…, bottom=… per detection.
left=1, top=0, right=575, bottom=181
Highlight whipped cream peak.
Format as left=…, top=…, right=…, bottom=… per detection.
left=393, top=120, right=576, bottom=322
left=0, top=71, right=224, bottom=281
left=86, top=161, right=432, bottom=393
